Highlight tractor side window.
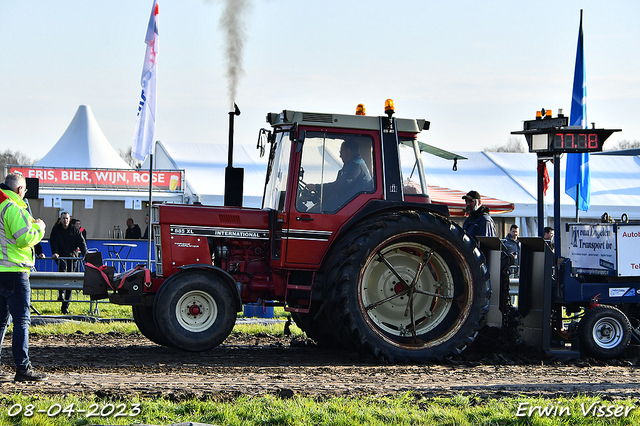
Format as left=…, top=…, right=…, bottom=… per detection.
left=297, top=132, right=375, bottom=213
left=399, top=141, right=426, bottom=195
left=263, top=131, right=292, bottom=211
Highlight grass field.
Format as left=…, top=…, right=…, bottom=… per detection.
left=1, top=393, right=638, bottom=426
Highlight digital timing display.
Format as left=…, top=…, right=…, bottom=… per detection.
left=513, top=122, right=619, bottom=154
left=552, top=132, right=601, bottom=152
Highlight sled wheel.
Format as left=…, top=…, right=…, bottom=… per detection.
left=579, top=305, right=631, bottom=359
left=132, top=305, right=174, bottom=347
left=154, top=271, right=236, bottom=351
left=325, top=210, right=490, bottom=363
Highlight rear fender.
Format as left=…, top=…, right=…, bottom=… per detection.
left=158, top=265, right=243, bottom=312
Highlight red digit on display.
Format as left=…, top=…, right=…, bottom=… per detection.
left=565, top=133, right=575, bottom=148
left=554, top=133, right=563, bottom=148
left=578, top=134, right=586, bottom=149
left=588, top=133, right=598, bottom=149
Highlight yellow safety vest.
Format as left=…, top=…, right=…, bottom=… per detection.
left=0, top=189, right=45, bottom=272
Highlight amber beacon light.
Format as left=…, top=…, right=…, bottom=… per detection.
left=384, top=99, right=395, bottom=117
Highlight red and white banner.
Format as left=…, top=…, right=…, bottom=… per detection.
left=11, top=166, right=183, bottom=192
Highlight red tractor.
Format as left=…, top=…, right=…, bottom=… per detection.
left=85, top=101, right=491, bottom=362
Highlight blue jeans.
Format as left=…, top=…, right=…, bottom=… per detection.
left=0, top=272, right=31, bottom=370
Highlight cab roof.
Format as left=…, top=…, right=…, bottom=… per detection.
left=267, top=110, right=429, bottom=134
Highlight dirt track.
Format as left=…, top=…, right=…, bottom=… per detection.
left=2, top=330, right=640, bottom=400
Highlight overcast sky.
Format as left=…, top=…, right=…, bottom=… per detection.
left=1, top=0, right=638, bottom=163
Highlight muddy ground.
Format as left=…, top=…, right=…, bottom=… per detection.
left=2, top=328, right=640, bottom=401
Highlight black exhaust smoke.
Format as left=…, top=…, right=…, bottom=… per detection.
left=224, top=103, right=244, bottom=207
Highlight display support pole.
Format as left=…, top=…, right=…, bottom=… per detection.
left=554, top=153, right=562, bottom=260
left=537, top=157, right=545, bottom=237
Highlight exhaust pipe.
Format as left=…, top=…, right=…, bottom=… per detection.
left=224, top=103, right=244, bottom=207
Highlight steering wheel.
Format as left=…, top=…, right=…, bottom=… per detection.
left=297, top=179, right=320, bottom=210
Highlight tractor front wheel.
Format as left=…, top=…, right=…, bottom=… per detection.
left=154, top=271, right=237, bottom=351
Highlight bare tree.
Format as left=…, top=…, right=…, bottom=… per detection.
left=484, top=137, right=525, bottom=153
left=605, top=139, right=640, bottom=151
left=119, top=147, right=142, bottom=169
left=0, top=149, right=36, bottom=180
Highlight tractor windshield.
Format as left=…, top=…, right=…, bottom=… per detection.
left=262, top=130, right=292, bottom=210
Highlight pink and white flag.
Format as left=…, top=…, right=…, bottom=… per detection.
left=132, top=0, right=159, bottom=161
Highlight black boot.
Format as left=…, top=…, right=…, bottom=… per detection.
left=14, top=364, right=47, bottom=382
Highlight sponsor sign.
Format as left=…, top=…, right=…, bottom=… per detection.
left=170, top=225, right=269, bottom=240
left=568, top=224, right=616, bottom=276
left=608, top=287, right=637, bottom=298
left=9, top=166, right=183, bottom=192
left=616, top=224, right=640, bottom=277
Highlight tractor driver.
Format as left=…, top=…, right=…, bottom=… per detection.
left=307, top=140, right=372, bottom=212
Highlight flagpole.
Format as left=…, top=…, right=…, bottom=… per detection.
left=146, top=142, right=155, bottom=268
left=575, top=183, right=580, bottom=222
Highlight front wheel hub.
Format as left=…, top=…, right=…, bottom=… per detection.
left=176, top=290, right=218, bottom=333
left=188, top=304, right=202, bottom=316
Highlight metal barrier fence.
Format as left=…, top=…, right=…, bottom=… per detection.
left=34, top=256, right=153, bottom=273
left=30, top=257, right=154, bottom=316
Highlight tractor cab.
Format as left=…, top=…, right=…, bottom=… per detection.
left=259, top=101, right=463, bottom=267
left=259, top=102, right=437, bottom=266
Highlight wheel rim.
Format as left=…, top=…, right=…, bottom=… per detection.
left=359, top=237, right=471, bottom=349
left=175, top=290, right=218, bottom=333
left=592, top=316, right=624, bottom=349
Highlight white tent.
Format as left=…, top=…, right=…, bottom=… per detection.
left=21, top=105, right=184, bottom=237
left=420, top=151, right=640, bottom=221
left=35, top=105, right=132, bottom=169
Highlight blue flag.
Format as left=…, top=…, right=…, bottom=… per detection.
left=565, top=10, right=590, bottom=211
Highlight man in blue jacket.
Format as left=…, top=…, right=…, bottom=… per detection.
left=462, top=190, right=496, bottom=241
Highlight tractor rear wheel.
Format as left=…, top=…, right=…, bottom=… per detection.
left=154, top=271, right=237, bottom=351
left=579, top=305, right=631, bottom=359
left=324, top=211, right=490, bottom=363
left=132, top=305, right=174, bottom=347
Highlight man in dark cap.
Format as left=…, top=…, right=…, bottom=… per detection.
left=462, top=190, right=496, bottom=241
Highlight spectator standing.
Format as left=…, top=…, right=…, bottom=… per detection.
left=503, top=224, right=521, bottom=265
left=142, top=214, right=149, bottom=240
left=70, top=218, right=87, bottom=241
left=544, top=226, right=555, bottom=252
left=0, top=172, right=47, bottom=381
left=462, top=190, right=497, bottom=241
left=50, top=212, right=87, bottom=314
left=125, top=218, right=142, bottom=240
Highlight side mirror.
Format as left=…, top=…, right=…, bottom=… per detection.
left=257, top=128, right=271, bottom=158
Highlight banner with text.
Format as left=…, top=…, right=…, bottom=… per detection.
left=568, top=224, right=616, bottom=276
left=9, top=166, right=184, bottom=192
left=616, top=224, right=640, bottom=277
